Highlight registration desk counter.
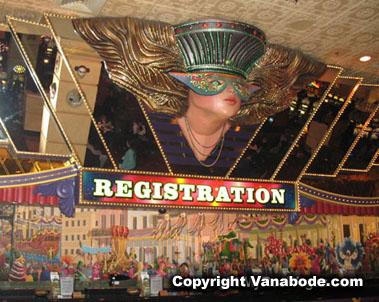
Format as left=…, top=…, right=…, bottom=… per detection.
left=1, top=278, right=379, bottom=301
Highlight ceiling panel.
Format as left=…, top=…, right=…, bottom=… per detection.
left=0, top=0, right=377, bottom=83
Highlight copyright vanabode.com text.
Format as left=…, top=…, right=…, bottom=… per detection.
left=172, top=275, right=363, bottom=290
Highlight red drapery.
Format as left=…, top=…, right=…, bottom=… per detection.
left=0, top=186, right=59, bottom=205
left=301, top=199, right=378, bottom=216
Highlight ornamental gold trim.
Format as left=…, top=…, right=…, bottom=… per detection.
left=300, top=183, right=378, bottom=201
left=341, top=148, right=379, bottom=173
left=135, top=95, right=173, bottom=174
left=271, top=65, right=343, bottom=180
left=43, top=13, right=118, bottom=169
left=0, top=167, right=77, bottom=188
left=6, top=16, right=78, bottom=163
left=0, top=165, right=76, bottom=182
left=80, top=166, right=296, bottom=184
left=335, top=103, right=378, bottom=175
left=300, top=192, right=379, bottom=207
left=0, top=119, right=71, bottom=164
left=79, top=200, right=297, bottom=212
left=300, top=76, right=363, bottom=180
left=225, top=118, right=267, bottom=178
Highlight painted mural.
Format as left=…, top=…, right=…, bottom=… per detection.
left=0, top=205, right=61, bottom=282
left=1, top=204, right=378, bottom=283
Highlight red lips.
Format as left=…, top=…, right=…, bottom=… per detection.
left=224, top=97, right=238, bottom=105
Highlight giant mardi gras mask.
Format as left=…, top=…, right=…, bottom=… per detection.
left=72, top=17, right=325, bottom=171
left=72, top=17, right=325, bottom=124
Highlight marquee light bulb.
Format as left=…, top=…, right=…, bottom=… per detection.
left=359, top=56, right=371, bottom=62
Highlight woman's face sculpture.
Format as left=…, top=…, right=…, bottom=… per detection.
left=188, top=85, right=241, bottom=120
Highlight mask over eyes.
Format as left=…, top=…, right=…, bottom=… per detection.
left=169, top=72, right=260, bottom=102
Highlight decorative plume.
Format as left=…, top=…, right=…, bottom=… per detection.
left=168, top=212, right=187, bottom=239
left=208, top=213, right=224, bottom=233
left=152, top=214, right=171, bottom=239
left=188, top=212, right=206, bottom=237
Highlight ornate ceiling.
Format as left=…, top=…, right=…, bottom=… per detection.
left=0, top=0, right=378, bottom=83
